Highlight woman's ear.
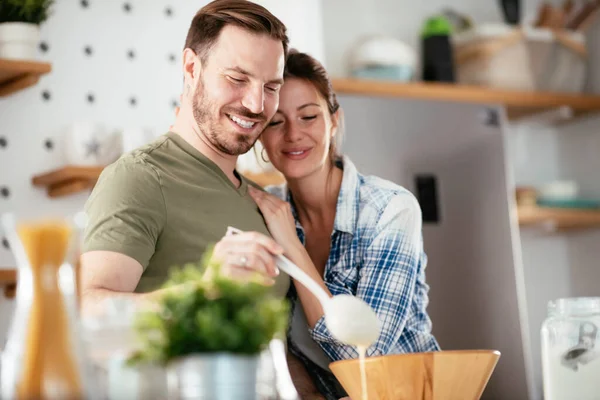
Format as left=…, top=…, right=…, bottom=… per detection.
left=330, top=108, right=343, bottom=139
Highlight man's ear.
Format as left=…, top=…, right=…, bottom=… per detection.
left=182, top=48, right=201, bottom=95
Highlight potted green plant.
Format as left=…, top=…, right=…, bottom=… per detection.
left=127, top=251, right=290, bottom=400
left=0, top=0, right=54, bottom=60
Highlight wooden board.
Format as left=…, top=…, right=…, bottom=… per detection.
left=32, top=165, right=104, bottom=198
left=0, top=269, right=17, bottom=299
left=332, top=78, right=600, bottom=115
left=0, top=269, right=17, bottom=284
left=0, top=58, right=51, bottom=97
left=518, top=205, right=600, bottom=231
left=32, top=166, right=104, bottom=186
left=242, top=170, right=286, bottom=187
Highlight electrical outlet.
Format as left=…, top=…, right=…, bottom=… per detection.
left=415, top=175, right=440, bottom=224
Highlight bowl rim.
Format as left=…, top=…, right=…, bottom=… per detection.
left=329, top=348, right=501, bottom=368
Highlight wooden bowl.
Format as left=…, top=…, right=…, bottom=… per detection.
left=329, top=349, right=500, bottom=400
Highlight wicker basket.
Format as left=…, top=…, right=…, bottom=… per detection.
left=452, top=24, right=587, bottom=93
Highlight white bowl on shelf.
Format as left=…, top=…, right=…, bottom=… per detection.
left=538, top=181, right=579, bottom=201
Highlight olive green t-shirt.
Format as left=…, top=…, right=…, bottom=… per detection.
left=83, top=131, right=290, bottom=296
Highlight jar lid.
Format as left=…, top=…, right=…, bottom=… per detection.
left=548, top=297, right=600, bottom=317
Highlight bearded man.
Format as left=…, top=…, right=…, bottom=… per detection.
left=80, top=0, right=291, bottom=313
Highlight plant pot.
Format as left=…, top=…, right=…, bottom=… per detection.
left=0, top=22, right=40, bottom=60
left=167, top=353, right=260, bottom=400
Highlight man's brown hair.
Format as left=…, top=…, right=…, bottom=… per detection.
left=184, top=0, right=289, bottom=64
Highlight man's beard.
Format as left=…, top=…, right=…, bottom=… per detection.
left=192, top=78, right=266, bottom=156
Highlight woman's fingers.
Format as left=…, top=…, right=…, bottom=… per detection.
left=248, top=186, right=289, bottom=216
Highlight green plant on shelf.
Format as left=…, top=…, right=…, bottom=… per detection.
left=0, top=0, right=55, bottom=25
left=127, top=248, right=290, bottom=366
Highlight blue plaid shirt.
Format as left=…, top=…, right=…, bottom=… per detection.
left=268, top=156, right=440, bottom=399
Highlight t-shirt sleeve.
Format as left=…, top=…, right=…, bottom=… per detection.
left=82, top=159, right=166, bottom=270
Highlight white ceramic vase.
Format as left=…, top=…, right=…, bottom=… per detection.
left=0, top=22, right=40, bottom=60
left=63, top=122, right=123, bottom=167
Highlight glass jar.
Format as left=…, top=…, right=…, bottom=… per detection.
left=541, top=297, right=600, bottom=400
left=82, top=297, right=168, bottom=400
left=0, top=212, right=99, bottom=399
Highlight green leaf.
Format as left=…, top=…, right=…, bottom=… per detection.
left=127, top=247, right=290, bottom=366
left=0, top=0, right=55, bottom=25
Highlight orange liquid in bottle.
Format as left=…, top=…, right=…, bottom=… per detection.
left=16, top=221, right=84, bottom=400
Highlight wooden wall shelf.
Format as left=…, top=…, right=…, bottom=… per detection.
left=518, top=206, right=600, bottom=231
left=0, top=269, right=17, bottom=299
left=30, top=166, right=285, bottom=198
left=0, top=59, right=52, bottom=97
left=242, top=170, right=286, bottom=187
left=332, top=78, right=600, bottom=123
left=32, top=165, right=104, bottom=198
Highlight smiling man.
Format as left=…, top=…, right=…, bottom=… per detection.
left=80, top=0, right=291, bottom=313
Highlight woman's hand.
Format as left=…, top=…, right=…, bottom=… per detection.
left=249, top=186, right=333, bottom=326
left=248, top=186, right=303, bottom=257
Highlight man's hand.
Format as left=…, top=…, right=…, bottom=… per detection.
left=208, top=231, right=284, bottom=285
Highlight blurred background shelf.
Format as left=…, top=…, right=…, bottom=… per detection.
left=517, top=205, right=600, bottom=231
left=30, top=166, right=286, bottom=198
left=242, top=171, right=286, bottom=187
left=332, top=78, right=600, bottom=123
left=0, top=59, right=52, bottom=97
left=0, top=269, right=17, bottom=299
left=32, top=165, right=104, bottom=198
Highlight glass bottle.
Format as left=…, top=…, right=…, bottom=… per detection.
left=541, top=297, right=600, bottom=400
left=0, top=212, right=97, bottom=399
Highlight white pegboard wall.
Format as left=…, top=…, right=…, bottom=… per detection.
left=0, top=0, right=324, bottom=268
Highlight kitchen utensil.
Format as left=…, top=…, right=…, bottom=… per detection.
left=563, top=0, right=575, bottom=15
left=268, top=339, right=300, bottom=400
left=499, top=0, right=520, bottom=25
left=566, top=0, right=600, bottom=31
left=575, top=0, right=600, bottom=31
left=535, top=2, right=573, bottom=29
left=226, top=226, right=381, bottom=348
left=329, top=349, right=501, bottom=400
left=534, top=2, right=552, bottom=27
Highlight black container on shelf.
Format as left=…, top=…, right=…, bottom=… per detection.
left=421, top=16, right=456, bottom=83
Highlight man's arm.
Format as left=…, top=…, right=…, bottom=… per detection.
left=80, top=230, right=287, bottom=318
left=79, top=160, right=170, bottom=318
left=79, top=250, right=165, bottom=317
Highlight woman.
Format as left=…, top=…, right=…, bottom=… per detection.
left=247, top=50, right=440, bottom=399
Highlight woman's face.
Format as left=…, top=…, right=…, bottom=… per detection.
left=260, top=77, right=338, bottom=180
